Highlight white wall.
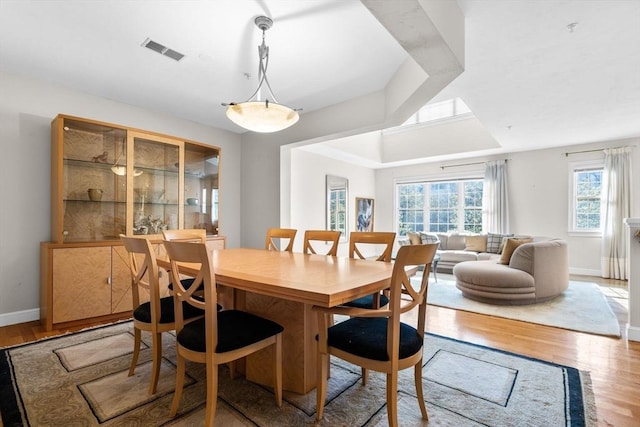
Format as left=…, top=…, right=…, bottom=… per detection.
left=0, top=71, right=242, bottom=325
left=375, top=137, right=640, bottom=276
left=288, top=149, right=375, bottom=256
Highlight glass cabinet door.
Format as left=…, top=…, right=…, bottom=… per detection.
left=130, top=133, right=180, bottom=235
left=58, top=118, right=127, bottom=242
left=51, top=115, right=222, bottom=243
left=183, top=142, right=220, bottom=235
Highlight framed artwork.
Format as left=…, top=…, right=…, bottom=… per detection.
left=355, top=197, right=374, bottom=232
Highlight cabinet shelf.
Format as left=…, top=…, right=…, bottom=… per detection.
left=63, top=158, right=183, bottom=177
left=64, top=199, right=126, bottom=204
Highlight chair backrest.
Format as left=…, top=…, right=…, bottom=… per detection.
left=349, top=231, right=396, bottom=262
left=162, top=228, right=207, bottom=243
left=120, top=234, right=161, bottom=317
left=303, top=230, right=341, bottom=256
left=388, top=243, right=439, bottom=339
left=265, top=228, right=297, bottom=252
left=163, top=240, right=215, bottom=340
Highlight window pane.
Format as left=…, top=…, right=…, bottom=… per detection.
left=573, top=168, right=603, bottom=231
left=397, top=183, right=425, bottom=235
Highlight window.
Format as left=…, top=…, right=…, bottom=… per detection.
left=211, top=188, right=219, bottom=223
left=569, top=161, right=603, bottom=233
left=397, top=178, right=483, bottom=236
left=201, top=188, right=207, bottom=214
left=400, top=98, right=472, bottom=127
left=328, top=186, right=347, bottom=236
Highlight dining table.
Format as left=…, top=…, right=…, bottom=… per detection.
left=157, top=247, right=394, bottom=394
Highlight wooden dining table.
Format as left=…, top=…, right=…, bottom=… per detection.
left=157, top=247, right=395, bottom=394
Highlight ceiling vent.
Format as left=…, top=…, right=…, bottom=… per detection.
left=141, top=38, right=185, bottom=61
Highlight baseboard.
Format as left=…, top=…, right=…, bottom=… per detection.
left=627, top=325, right=640, bottom=342
left=0, top=308, right=40, bottom=327
left=569, top=267, right=601, bottom=277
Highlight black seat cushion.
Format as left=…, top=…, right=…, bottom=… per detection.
left=342, top=293, right=390, bottom=309
left=177, top=310, right=284, bottom=353
left=133, top=296, right=205, bottom=324
left=326, top=317, right=422, bottom=361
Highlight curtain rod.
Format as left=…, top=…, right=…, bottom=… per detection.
left=440, top=159, right=508, bottom=170
left=563, top=145, right=636, bottom=157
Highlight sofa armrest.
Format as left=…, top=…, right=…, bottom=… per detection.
left=511, top=239, right=569, bottom=299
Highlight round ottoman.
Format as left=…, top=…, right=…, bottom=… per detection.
left=453, top=260, right=539, bottom=305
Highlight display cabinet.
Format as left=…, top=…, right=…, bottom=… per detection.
left=41, top=114, right=223, bottom=330
left=50, top=115, right=221, bottom=241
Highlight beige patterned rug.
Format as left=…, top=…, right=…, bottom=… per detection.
left=0, top=321, right=596, bottom=426
left=425, top=276, right=622, bottom=337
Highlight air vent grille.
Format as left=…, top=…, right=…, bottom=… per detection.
left=141, top=38, right=184, bottom=62
left=163, top=49, right=185, bottom=61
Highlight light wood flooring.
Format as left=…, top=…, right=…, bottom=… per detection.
left=1, top=275, right=638, bottom=426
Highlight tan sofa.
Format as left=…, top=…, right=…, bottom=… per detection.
left=432, top=233, right=501, bottom=272
left=453, top=239, right=569, bottom=305
left=398, top=232, right=516, bottom=272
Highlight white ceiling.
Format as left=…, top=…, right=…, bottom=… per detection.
left=1, top=0, right=639, bottom=167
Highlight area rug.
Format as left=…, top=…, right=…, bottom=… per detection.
left=0, top=321, right=596, bottom=426
left=424, top=276, right=621, bottom=337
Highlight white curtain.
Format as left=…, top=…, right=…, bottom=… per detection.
left=601, top=147, right=632, bottom=279
left=483, top=160, right=510, bottom=234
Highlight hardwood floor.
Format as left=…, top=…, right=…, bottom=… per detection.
left=1, top=276, right=638, bottom=426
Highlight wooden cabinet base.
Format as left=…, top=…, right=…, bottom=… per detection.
left=40, top=236, right=225, bottom=331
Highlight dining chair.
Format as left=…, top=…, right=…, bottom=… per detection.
left=162, top=228, right=207, bottom=243
left=343, top=231, right=396, bottom=309
left=265, top=227, right=297, bottom=252
left=163, top=240, right=284, bottom=425
left=162, top=229, right=208, bottom=294
left=303, top=230, right=341, bottom=256
left=120, top=235, right=204, bottom=395
left=313, top=242, right=438, bottom=427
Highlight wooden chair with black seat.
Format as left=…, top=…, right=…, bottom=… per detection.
left=161, top=228, right=206, bottom=294
left=163, top=239, right=284, bottom=426
left=343, top=231, right=396, bottom=309
left=303, top=230, right=341, bottom=256
left=265, top=227, right=297, bottom=252
left=120, top=234, right=204, bottom=395
left=313, top=242, right=438, bottom=427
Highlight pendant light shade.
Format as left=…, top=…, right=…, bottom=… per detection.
left=226, top=100, right=299, bottom=133
left=223, top=16, right=300, bottom=133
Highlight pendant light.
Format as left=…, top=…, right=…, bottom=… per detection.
left=223, top=16, right=300, bottom=133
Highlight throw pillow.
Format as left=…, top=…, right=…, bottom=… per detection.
left=464, top=235, right=487, bottom=252
left=498, top=236, right=510, bottom=254
left=486, top=233, right=514, bottom=253
left=499, top=238, right=533, bottom=264
left=418, top=232, right=439, bottom=244
left=407, top=231, right=422, bottom=245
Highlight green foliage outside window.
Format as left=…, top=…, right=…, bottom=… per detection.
left=329, top=188, right=346, bottom=234
left=397, top=179, right=483, bottom=235
left=574, top=169, right=602, bottom=230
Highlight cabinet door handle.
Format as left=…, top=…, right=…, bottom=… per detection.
left=107, top=276, right=112, bottom=285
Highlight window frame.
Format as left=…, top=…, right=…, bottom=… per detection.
left=568, top=160, right=604, bottom=236
left=395, top=173, right=484, bottom=237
